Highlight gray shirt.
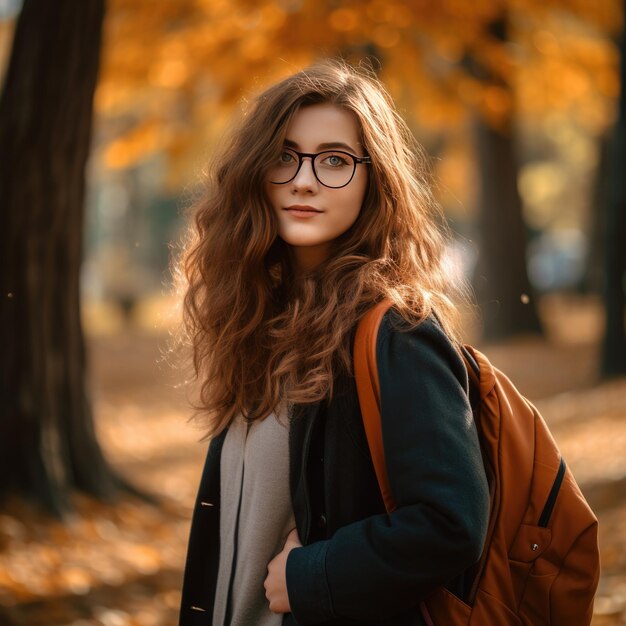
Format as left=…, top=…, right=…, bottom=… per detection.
left=212, top=405, right=296, bottom=626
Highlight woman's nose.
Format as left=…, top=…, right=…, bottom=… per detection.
left=291, top=157, right=318, bottom=191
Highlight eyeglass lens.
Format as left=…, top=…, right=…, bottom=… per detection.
left=269, top=149, right=357, bottom=188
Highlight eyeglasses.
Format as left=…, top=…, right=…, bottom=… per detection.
left=268, top=148, right=371, bottom=189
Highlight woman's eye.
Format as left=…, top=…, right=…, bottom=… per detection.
left=324, top=154, right=347, bottom=167
left=279, top=151, right=294, bottom=164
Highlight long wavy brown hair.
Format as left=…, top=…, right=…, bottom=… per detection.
left=174, top=58, right=472, bottom=439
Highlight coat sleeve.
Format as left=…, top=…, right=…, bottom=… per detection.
left=285, top=312, right=490, bottom=624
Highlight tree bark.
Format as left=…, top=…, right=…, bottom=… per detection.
left=469, top=16, right=544, bottom=341
left=600, top=4, right=626, bottom=377
left=0, top=0, right=136, bottom=516
left=581, top=132, right=609, bottom=295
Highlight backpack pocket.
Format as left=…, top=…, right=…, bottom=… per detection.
left=470, top=588, right=524, bottom=625
left=509, top=524, right=557, bottom=625
left=509, top=524, right=551, bottom=603
left=518, top=565, right=558, bottom=626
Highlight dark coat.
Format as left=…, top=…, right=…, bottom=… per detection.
left=178, top=309, right=490, bottom=626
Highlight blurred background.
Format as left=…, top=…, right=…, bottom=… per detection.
left=0, top=0, right=625, bottom=624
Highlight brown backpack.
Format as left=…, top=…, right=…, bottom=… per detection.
left=354, top=300, right=600, bottom=626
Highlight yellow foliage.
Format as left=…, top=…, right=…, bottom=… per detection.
left=95, top=0, right=621, bottom=183
left=329, top=8, right=360, bottom=32
left=372, top=24, right=400, bottom=48
left=103, top=120, right=167, bottom=169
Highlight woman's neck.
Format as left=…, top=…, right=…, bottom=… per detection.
left=292, top=243, right=330, bottom=275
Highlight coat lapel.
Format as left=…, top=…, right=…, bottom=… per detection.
left=289, top=400, right=324, bottom=544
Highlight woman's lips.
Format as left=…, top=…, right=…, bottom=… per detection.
left=284, top=206, right=323, bottom=218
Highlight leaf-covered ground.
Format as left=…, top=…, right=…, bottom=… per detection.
left=0, top=294, right=624, bottom=625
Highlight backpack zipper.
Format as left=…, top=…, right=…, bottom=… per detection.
left=538, top=457, right=566, bottom=527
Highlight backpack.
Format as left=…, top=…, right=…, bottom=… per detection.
left=354, top=299, right=600, bottom=626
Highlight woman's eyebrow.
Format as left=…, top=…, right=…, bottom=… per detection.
left=284, top=138, right=358, bottom=153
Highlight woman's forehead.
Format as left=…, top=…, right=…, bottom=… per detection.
left=284, top=103, right=363, bottom=152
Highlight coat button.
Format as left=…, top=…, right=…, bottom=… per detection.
left=318, top=514, right=327, bottom=528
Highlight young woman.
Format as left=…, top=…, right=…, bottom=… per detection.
left=176, top=59, right=489, bottom=626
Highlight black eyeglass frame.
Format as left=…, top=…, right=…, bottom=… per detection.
left=269, top=148, right=372, bottom=189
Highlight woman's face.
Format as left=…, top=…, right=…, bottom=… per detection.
left=266, top=103, right=369, bottom=273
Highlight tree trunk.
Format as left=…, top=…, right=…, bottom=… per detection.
left=600, top=4, right=626, bottom=377
left=469, top=16, right=544, bottom=341
left=580, top=132, right=609, bottom=295
left=0, top=0, right=136, bottom=517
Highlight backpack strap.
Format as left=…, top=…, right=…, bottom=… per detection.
left=353, top=299, right=397, bottom=512
left=354, top=299, right=441, bottom=625
left=354, top=302, right=481, bottom=512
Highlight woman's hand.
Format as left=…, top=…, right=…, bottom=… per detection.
left=264, top=527, right=302, bottom=613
